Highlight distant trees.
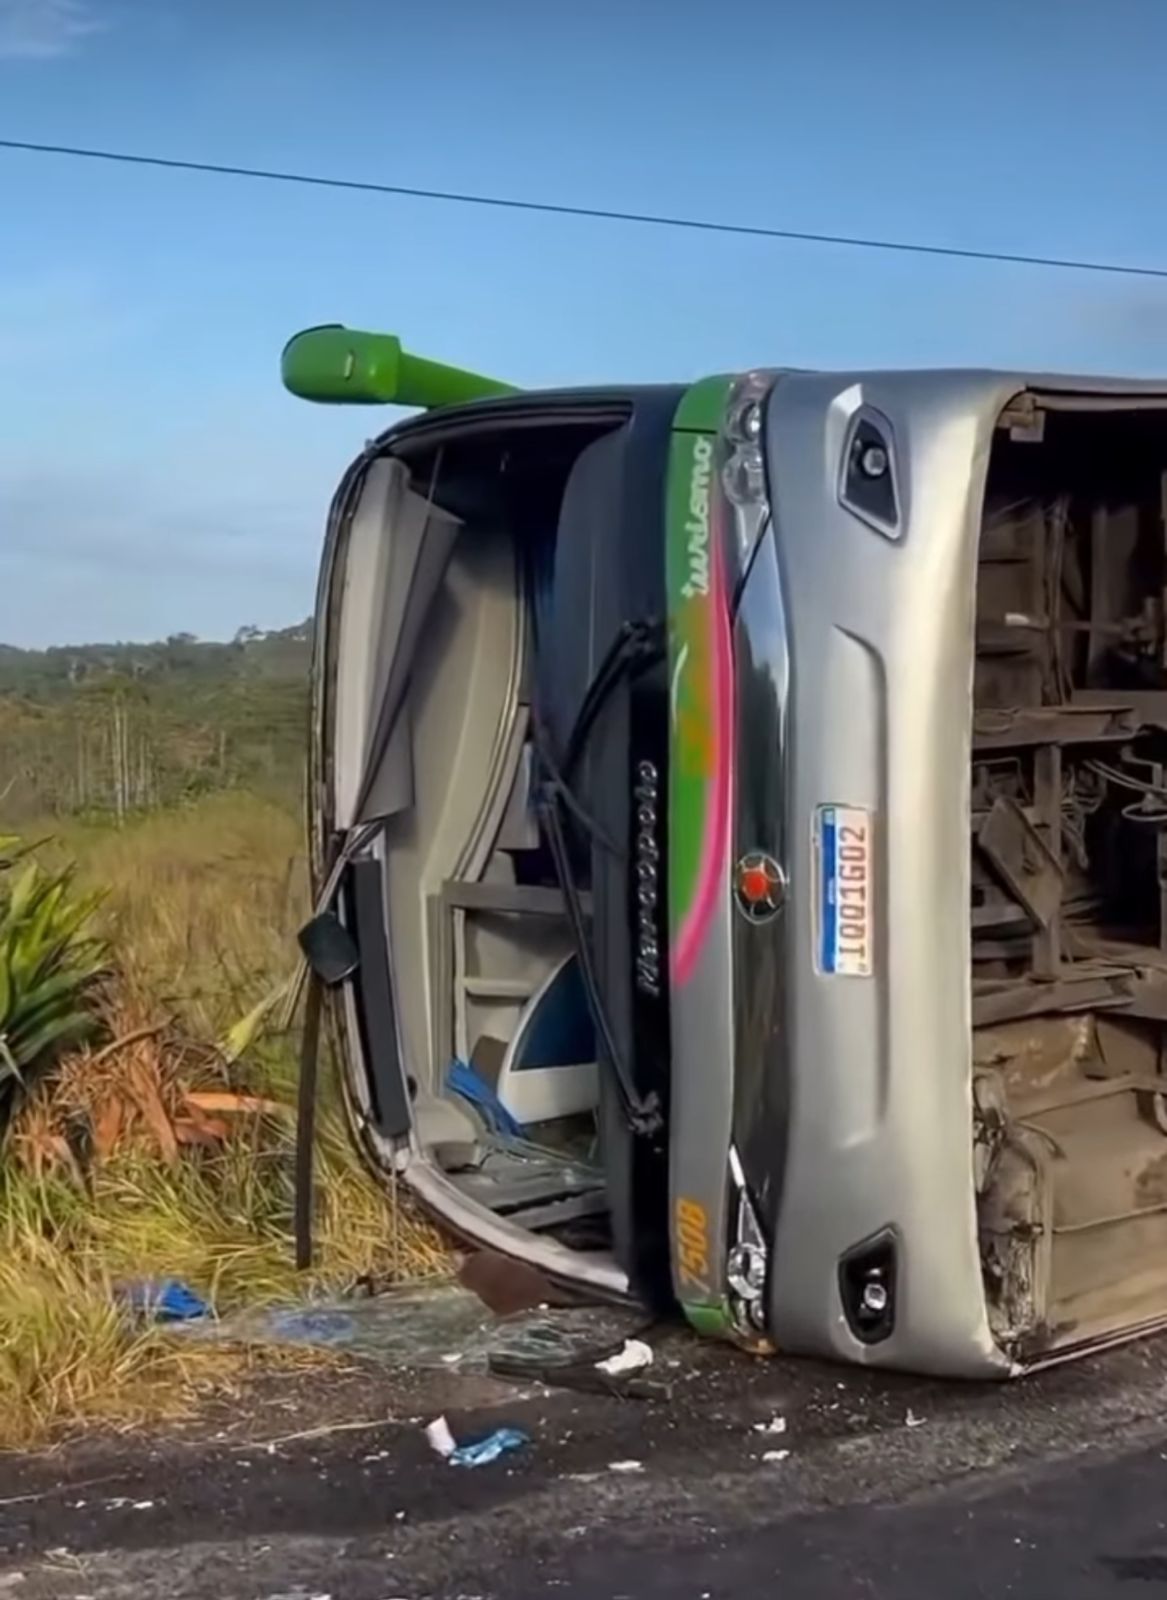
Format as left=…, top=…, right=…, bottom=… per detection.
left=0, top=624, right=313, bottom=825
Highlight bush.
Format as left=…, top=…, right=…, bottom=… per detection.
left=0, top=835, right=108, bottom=1117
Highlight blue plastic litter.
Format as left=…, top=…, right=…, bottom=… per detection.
left=449, top=1427, right=530, bottom=1468
left=120, top=1279, right=209, bottom=1323
left=447, top=1060, right=525, bottom=1139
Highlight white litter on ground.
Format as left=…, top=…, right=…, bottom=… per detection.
left=762, top=1449, right=791, bottom=1464
left=906, top=1409, right=927, bottom=1429
left=425, top=1415, right=457, bottom=1458
left=752, top=1416, right=787, bottom=1435
left=595, top=1338, right=654, bottom=1376
left=608, top=1460, right=645, bottom=1474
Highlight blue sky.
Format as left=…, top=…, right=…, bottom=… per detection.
left=2, top=0, right=1166, bottom=647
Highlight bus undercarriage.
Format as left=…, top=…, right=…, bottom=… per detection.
left=974, top=398, right=1167, bottom=1360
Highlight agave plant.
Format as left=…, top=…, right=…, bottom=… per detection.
left=0, top=835, right=108, bottom=1097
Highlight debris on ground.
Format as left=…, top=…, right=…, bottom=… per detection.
left=609, top=1460, right=644, bottom=1474
left=906, top=1409, right=926, bottom=1428
left=762, top=1448, right=791, bottom=1464
left=425, top=1415, right=457, bottom=1458
left=488, top=1347, right=668, bottom=1401
left=175, top=1282, right=642, bottom=1380
left=457, top=1249, right=573, bottom=1315
left=118, top=1279, right=209, bottom=1323
left=595, top=1338, right=654, bottom=1377
left=264, top=1308, right=356, bottom=1346
left=487, top=1318, right=670, bottom=1400
left=752, top=1415, right=787, bottom=1436
left=450, top=1427, right=529, bottom=1468
left=424, top=1414, right=529, bottom=1467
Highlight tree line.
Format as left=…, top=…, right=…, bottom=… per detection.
left=0, top=625, right=312, bottom=824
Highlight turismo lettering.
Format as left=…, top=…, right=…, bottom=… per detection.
left=680, top=435, right=713, bottom=600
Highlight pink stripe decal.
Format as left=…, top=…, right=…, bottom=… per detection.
left=672, top=529, right=734, bottom=986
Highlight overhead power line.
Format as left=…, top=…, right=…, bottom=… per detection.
left=3, top=134, right=1166, bottom=283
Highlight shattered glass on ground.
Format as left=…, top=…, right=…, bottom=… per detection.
left=173, top=1282, right=645, bottom=1373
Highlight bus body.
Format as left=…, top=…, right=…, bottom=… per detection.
left=287, top=326, right=1167, bottom=1377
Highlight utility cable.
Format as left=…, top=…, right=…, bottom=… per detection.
left=3, top=136, right=1167, bottom=281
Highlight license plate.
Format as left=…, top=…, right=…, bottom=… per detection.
left=816, top=805, right=873, bottom=977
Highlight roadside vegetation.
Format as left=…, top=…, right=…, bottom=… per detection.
left=0, top=642, right=448, bottom=1450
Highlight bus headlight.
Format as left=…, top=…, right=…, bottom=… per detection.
left=719, top=371, right=775, bottom=581
left=724, top=371, right=771, bottom=448
left=722, top=443, right=766, bottom=508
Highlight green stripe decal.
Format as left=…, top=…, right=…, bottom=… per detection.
left=665, top=377, right=733, bottom=985
left=673, top=374, right=733, bottom=432
left=683, top=1302, right=733, bottom=1338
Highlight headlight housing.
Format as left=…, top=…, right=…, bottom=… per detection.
left=718, top=370, right=777, bottom=590
left=726, top=1145, right=770, bottom=1335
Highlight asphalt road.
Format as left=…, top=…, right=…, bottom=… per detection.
left=6, top=1330, right=1167, bottom=1598
left=532, top=1441, right=1167, bottom=1598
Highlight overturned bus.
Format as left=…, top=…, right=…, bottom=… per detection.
left=284, top=324, right=1167, bottom=1377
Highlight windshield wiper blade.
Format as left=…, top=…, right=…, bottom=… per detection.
left=563, top=619, right=664, bottom=782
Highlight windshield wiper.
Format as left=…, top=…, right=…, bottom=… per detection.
left=563, top=619, right=664, bottom=782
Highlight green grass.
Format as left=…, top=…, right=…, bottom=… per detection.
left=0, top=792, right=449, bottom=1450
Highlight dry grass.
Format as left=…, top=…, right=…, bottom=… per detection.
left=0, top=1202, right=247, bottom=1451
left=0, top=794, right=451, bottom=1450
left=44, top=793, right=307, bottom=1038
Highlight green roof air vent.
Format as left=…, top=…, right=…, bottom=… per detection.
left=281, top=324, right=516, bottom=409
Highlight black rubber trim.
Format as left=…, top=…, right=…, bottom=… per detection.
left=348, top=856, right=412, bottom=1140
